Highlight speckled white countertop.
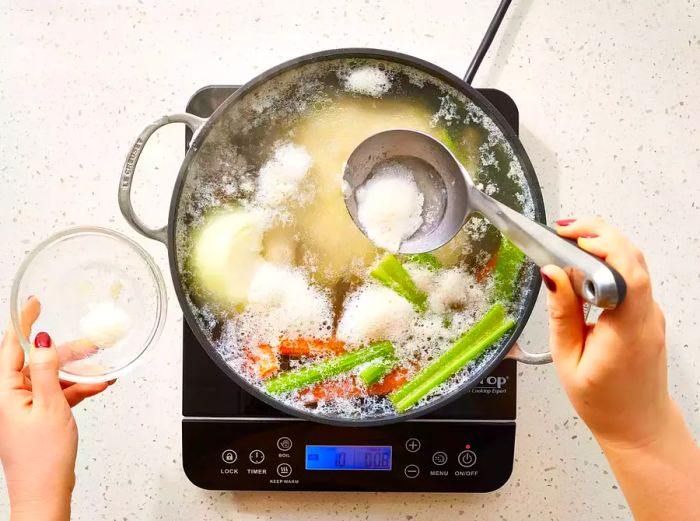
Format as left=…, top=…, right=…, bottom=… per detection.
left=1, top=1, right=698, bottom=519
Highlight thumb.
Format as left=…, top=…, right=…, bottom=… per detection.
left=541, top=265, right=586, bottom=369
left=29, top=331, right=64, bottom=407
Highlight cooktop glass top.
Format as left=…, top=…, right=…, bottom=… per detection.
left=181, top=86, right=520, bottom=423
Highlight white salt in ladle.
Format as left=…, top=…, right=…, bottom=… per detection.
left=343, top=129, right=626, bottom=309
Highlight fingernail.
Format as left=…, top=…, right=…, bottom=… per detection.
left=26, top=295, right=34, bottom=302
left=556, top=219, right=576, bottom=226
left=540, top=270, right=557, bottom=293
left=34, top=331, right=52, bottom=348
left=579, top=233, right=598, bottom=239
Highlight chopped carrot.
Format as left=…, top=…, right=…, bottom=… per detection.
left=476, top=251, right=499, bottom=283
left=278, top=337, right=346, bottom=357
left=246, top=344, right=280, bottom=379
left=313, top=378, right=361, bottom=400
left=300, top=368, right=411, bottom=403
left=278, top=338, right=313, bottom=357
left=300, top=377, right=361, bottom=402
left=367, top=368, right=410, bottom=396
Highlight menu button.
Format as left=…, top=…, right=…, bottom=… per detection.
left=432, top=451, right=448, bottom=466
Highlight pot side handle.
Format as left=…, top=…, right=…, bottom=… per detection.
left=506, top=342, right=552, bottom=365
left=118, top=113, right=206, bottom=244
left=506, top=303, right=603, bottom=365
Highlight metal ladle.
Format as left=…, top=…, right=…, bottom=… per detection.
left=343, top=129, right=626, bottom=309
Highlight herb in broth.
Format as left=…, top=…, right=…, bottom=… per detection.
left=175, top=59, right=534, bottom=419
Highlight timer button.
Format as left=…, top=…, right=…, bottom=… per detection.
left=249, top=449, right=265, bottom=465
left=458, top=450, right=477, bottom=468
left=277, top=437, right=293, bottom=451
left=404, top=464, right=420, bottom=479
left=405, top=438, right=421, bottom=453
left=221, top=449, right=238, bottom=465
left=277, top=463, right=293, bottom=478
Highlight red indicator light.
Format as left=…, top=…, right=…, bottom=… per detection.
left=465, top=444, right=471, bottom=449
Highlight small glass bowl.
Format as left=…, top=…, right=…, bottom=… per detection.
left=10, top=227, right=167, bottom=383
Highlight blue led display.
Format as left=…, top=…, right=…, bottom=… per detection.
left=305, top=445, right=392, bottom=471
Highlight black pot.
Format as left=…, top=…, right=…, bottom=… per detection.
left=118, top=48, right=552, bottom=427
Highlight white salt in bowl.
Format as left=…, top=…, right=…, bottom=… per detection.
left=10, top=227, right=167, bottom=383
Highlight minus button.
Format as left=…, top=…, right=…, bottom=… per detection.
left=404, top=464, right=420, bottom=479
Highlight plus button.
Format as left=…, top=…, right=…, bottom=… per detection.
left=405, top=438, right=421, bottom=453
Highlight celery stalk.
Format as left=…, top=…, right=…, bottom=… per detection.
left=266, top=341, right=394, bottom=394
left=359, top=357, right=398, bottom=386
left=492, top=236, right=526, bottom=303
left=371, top=254, right=428, bottom=312
left=390, top=319, right=514, bottom=412
left=388, top=303, right=511, bottom=409
left=403, top=253, right=442, bottom=271
left=389, top=303, right=506, bottom=404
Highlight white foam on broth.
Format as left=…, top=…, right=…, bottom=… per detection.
left=355, top=160, right=425, bottom=252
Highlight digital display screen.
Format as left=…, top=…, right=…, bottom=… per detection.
left=305, top=445, right=392, bottom=471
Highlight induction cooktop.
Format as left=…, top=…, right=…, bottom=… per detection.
left=181, top=85, right=522, bottom=492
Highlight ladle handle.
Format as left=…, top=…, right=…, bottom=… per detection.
left=468, top=188, right=626, bottom=309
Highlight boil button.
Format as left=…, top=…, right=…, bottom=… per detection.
left=277, top=437, right=293, bottom=451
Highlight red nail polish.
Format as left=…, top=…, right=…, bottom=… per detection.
left=579, top=233, right=598, bottom=239
left=34, top=331, right=52, bottom=348
left=540, top=270, right=557, bottom=293
left=556, top=219, right=576, bottom=226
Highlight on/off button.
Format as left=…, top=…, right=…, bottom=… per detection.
left=458, top=450, right=477, bottom=468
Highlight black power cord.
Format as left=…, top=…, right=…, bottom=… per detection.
left=463, top=0, right=513, bottom=84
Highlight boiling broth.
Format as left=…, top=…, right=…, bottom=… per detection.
left=174, top=59, right=536, bottom=420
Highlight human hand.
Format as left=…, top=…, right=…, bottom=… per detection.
left=540, top=218, right=671, bottom=451
left=0, top=297, right=113, bottom=521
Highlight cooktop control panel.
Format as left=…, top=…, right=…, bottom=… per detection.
left=183, top=419, right=515, bottom=492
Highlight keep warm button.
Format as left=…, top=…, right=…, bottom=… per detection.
left=277, top=463, right=293, bottom=478
left=457, top=450, right=477, bottom=468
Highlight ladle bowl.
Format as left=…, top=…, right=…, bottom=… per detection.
left=343, top=129, right=627, bottom=310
